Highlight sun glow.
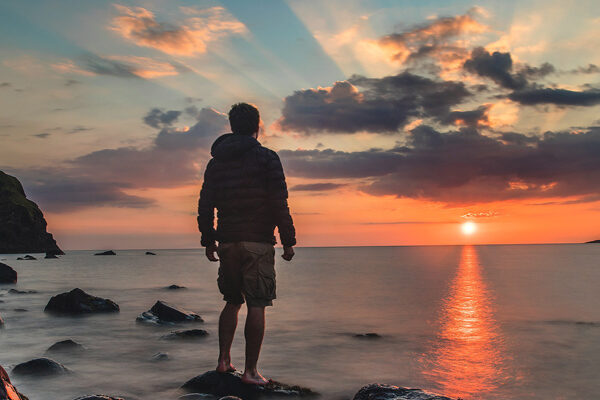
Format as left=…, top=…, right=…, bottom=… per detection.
left=461, top=221, right=477, bottom=235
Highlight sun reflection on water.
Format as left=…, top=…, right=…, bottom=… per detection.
left=420, top=245, right=508, bottom=399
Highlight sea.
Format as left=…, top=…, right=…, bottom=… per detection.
left=1, top=244, right=599, bottom=400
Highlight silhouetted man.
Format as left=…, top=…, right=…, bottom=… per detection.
left=197, top=103, right=296, bottom=385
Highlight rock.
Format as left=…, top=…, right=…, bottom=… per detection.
left=0, top=171, right=64, bottom=255
left=73, top=396, right=125, bottom=400
left=0, top=262, right=17, bottom=283
left=9, top=289, right=37, bottom=294
left=16, top=257, right=23, bottom=261
left=13, top=308, right=28, bottom=312
left=151, top=352, right=169, bottom=361
left=47, top=339, right=85, bottom=353
left=353, top=333, right=382, bottom=339
left=136, top=301, right=202, bottom=324
left=12, top=358, right=69, bottom=376
left=22, top=255, right=36, bottom=260
left=45, top=288, right=119, bottom=314
left=45, top=253, right=59, bottom=259
left=161, top=329, right=209, bottom=340
left=94, top=250, right=116, bottom=256
left=353, top=384, right=454, bottom=400
left=181, top=371, right=318, bottom=399
left=178, top=395, right=216, bottom=400
left=166, top=284, right=186, bottom=290
left=145, top=251, right=156, bottom=255
left=1, top=364, right=29, bottom=400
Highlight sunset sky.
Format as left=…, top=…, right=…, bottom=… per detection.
left=1, top=0, right=599, bottom=249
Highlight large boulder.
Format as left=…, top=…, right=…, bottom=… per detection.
left=181, top=371, right=317, bottom=400
left=137, top=301, right=203, bottom=324
left=0, top=171, right=63, bottom=255
left=45, top=288, right=119, bottom=314
left=12, top=358, right=69, bottom=377
left=0, top=263, right=17, bottom=283
left=353, top=384, right=454, bottom=400
left=1, top=364, right=29, bottom=400
left=46, top=339, right=85, bottom=353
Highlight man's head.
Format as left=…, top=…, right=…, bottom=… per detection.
left=229, top=103, right=260, bottom=137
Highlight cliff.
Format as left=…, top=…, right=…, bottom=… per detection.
left=0, top=171, right=63, bottom=254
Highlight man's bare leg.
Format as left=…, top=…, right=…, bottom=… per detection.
left=241, top=305, right=269, bottom=385
left=217, top=302, right=242, bottom=373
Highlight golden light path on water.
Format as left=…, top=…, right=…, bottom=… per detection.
left=420, top=245, right=508, bottom=399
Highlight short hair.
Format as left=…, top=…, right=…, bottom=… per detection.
left=229, top=103, right=260, bottom=136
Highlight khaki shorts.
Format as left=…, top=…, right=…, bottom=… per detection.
left=216, top=241, right=276, bottom=307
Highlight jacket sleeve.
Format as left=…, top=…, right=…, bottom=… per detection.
left=197, top=159, right=217, bottom=247
left=266, top=151, right=296, bottom=247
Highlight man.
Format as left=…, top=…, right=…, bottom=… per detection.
left=197, top=103, right=296, bottom=385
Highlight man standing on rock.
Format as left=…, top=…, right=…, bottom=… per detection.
left=197, top=103, right=296, bottom=385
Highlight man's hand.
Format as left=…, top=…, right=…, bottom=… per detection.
left=281, top=246, right=294, bottom=261
left=205, top=243, right=219, bottom=262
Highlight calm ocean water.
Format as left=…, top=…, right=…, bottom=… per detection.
left=1, top=244, right=599, bottom=400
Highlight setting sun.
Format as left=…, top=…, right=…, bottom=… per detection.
left=461, top=221, right=477, bottom=235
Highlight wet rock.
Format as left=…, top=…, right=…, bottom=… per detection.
left=12, top=358, right=70, bottom=376
left=161, top=329, right=209, bottom=340
left=181, top=370, right=318, bottom=399
left=73, top=396, right=125, bottom=400
left=45, top=288, right=119, bottom=314
left=353, top=333, right=382, bottom=339
left=45, top=253, right=59, bottom=259
left=167, top=284, right=186, bottom=290
left=136, top=301, right=202, bottom=324
left=151, top=352, right=169, bottom=361
left=353, top=384, right=454, bottom=400
left=9, top=289, right=37, bottom=294
left=94, top=250, right=116, bottom=256
left=23, top=255, right=36, bottom=260
left=145, top=251, right=156, bottom=255
left=0, top=263, right=17, bottom=283
left=14, top=308, right=28, bottom=312
left=1, top=364, right=29, bottom=400
left=16, top=257, right=24, bottom=260
left=47, top=339, right=85, bottom=353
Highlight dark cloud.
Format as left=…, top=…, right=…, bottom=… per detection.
left=569, top=64, right=600, bottom=74
left=0, top=82, right=11, bottom=88
left=280, top=125, right=600, bottom=204
left=80, top=54, right=141, bottom=78
left=68, top=126, right=93, bottom=134
left=143, top=108, right=182, bottom=128
left=278, top=72, right=471, bottom=133
left=463, top=47, right=528, bottom=90
left=438, top=105, right=490, bottom=127
left=508, top=88, right=600, bottom=106
left=290, top=183, right=347, bottom=191
left=33, top=133, right=51, bottom=139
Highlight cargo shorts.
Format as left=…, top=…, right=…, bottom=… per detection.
left=216, top=241, right=276, bottom=307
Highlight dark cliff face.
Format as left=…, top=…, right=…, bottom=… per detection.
left=0, top=171, right=63, bottom=254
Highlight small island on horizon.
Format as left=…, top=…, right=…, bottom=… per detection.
left=585, top=239, right=600, bottom=243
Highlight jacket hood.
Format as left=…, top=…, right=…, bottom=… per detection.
left=211, top=133, right=260, bottom=160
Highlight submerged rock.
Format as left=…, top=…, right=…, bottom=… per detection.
left=161, top=329, right=209, bottom=340
left=45, top=288, right=119, bottom=314
left=1, top=364, right=29, bottom=400
left=151, top=352, right=169, bottom=361
left=353, top=333, right=382, bottom=339
left=9, top=289, right=37, bottom=294
left=12, top=358, right=69, bottom=376
left=353, top=384, right=454, bottom=400
left=181, top=371, right=318, bottom=399
left=166, top=284, right=186, bottom=290
left=47, top=339, right=85, bottom=353
left=0, top=171, right=64, bottom=255
left=73, top=396, right=125, bottom=400
left=45, top=253, right=59, bottom=259
left=22, top=255, right=36, bottom=260
left=145, top=251, right=156, bottom=255
left=0, top=262, right=17, bottom=283
left=94, top=250, right=116, bottom=256
left=136, top=301, right=202, bottom=324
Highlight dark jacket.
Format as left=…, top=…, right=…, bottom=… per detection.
left=197, top=133, right=296, bottom=247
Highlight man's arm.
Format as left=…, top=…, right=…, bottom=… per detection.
left=265, top=151, right=296, bottom=259
left=197, top=159, right=218, bottom=260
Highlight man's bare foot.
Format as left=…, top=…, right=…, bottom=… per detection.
left=216, top=360, right=236, bottom=373
left=241, top=371, right=270, bottom=386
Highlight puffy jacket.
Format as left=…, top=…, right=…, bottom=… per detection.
left=197, top=133, right=296, bottom=247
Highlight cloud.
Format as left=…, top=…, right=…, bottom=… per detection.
left=4, top=107, right=228, bottom=212
left=290, top=183, right=347, bottom=191
left=68, top=126, right=93, bottom=134
left=279, top=125, right=600, bottom=204
left=143, top=108, right=181, bottom=128
left=32, top=133, right=51, bottom=139
left=569, top=64, right=600, bottom=74
left=463, top=47, right=528, bottom=90
left=0, top=82, right=11, bottom=88
left=109, top=5, right=246, bottom=56
left=438, top=105, right=490, bottom=127
left=277, top=72, right=471, bottom=133
left=508, top=88, right=600, bottom=106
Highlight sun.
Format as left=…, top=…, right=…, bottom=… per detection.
left=461, top=221, right=477, bottom=235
